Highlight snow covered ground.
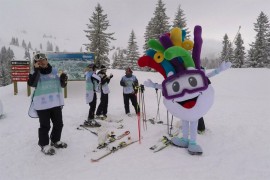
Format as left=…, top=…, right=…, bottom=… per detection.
left=1, top=68, right=270, bottom=180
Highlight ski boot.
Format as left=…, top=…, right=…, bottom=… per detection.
left=51, top=141, right=67, bottom=148
left=171, top=137, right=189, bottom=148
left=101, top=115, right=107, bottom=120
left=188, top=141, right=203, bottom=155
left=41, top=145, right=55, bottom=155
left=84, top=119, right=101, bottom=127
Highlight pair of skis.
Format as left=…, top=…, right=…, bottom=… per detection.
left=95, top=131, right=130, bottom=150
left=91, top=138, right=139, bottom=162
left=149, top=131, right=180, bottom=153
left=96, top=118, right=123, bottom=123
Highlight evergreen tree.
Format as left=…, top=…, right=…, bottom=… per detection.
left=55, top=46, right=60, bottom=52
left=84, top=3, right=115, bottom=68
left=201, top=57, right=219, bottom=69
left=220, top=34, right=234, bottom=63
left=40, top=43, right=43, bottom=50
left=232, top=33, right=246, bottom=68
left=246, top=11, right=270, bottom=67
left=144, top=18, right=155, bottom=50
left=27, top=42, right=32, bottom=50
left=172, top=5, right=190, bottom=38
left=24, top=49, right=31, bottom=60
left=10, top=37, right=16, bottom=45
left=46, top=41, right=53, bottom=51
left=111, top=48, right=126, bottom=69
left=15, top=38, right=19, bottom=46
left=125, top=30, right=140, bottom=70
left=22, top=40, right=27, bottom=49
left=0, top=47, right=14, bottom=86
left=111, top=51, right=118, bottom=69
left=118, top=49, right=126, bottom=69
left=143, top=0, right=170, bottom=50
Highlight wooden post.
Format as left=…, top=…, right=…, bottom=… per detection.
left=64, top=86, right=67, bottom=98
left=27, top=85, right=31, bottom=96
left=14, top=82, right=18, bottom=95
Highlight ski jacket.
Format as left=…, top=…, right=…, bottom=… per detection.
left=120, top=75, right=138, bottom=94
left=85, top=71, right=101, bottom=104
left=97, top=71, right=111, bottom=94
left=28, top=66, right=64, bottom=110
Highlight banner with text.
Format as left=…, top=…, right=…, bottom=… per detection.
left=46, top=52, right=94, bottom=81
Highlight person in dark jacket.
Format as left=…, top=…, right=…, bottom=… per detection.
left=120, top=67, right=140, bottom=116
left=28, top=53, right=68, bottom=155
left=96, top=65, right=113, bottom=119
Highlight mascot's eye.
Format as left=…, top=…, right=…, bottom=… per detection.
left=188, top=77, right=197, bottom=87
left=172, top=81, right=180, bottom=92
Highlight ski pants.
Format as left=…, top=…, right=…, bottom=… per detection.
left=37, top=106, right=63, bottom=147
left=88, top=92, right=97, bottom=119
left=197, top=117, right=205, bottom=131
left=96, top=92, right=108, bottom=116
left=123, top=93, right=140, bottom=114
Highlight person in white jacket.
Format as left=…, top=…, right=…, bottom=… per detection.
left=84, top=64, right=101, bottom=127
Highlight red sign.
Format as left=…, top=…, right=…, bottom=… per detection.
left=11, top=66, right=30, bottom=70
left=11, top=72, right=29, bottom=77
left=12, top=77, right=29, bottom=82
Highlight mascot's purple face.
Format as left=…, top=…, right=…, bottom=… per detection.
left=138, top=26, right=214, bottom=121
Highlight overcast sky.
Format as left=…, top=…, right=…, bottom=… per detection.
left=1, top=0, right=270, bottom=57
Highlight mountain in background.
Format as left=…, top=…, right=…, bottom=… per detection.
left=0, top=27, right=222, bottom=61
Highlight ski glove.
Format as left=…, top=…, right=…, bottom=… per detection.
left=60, top=73, right=68, bottom=88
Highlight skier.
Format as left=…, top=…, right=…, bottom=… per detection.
left=96, top=65, right=113, bottom=120
left=120, top=67, right=140, bottom=116
left=27, top=53, right=68, bottom=155
left=84, top=63, right=101, bottom=127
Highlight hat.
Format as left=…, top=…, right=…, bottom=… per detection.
left=34, top=53, right=47, bottom=62
left=125, top=67, right=133, bottom=73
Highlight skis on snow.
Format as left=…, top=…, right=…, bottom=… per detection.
left=77, top=125, right=98, bottom=136
left=91, top=138, right=139, bottom=162
left=149, top=131, right=179, bottom=153
left=95, top=131, right=130, bottom=150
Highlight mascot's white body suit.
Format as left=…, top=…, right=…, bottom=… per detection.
left=138, top=26, right=231, bottom=155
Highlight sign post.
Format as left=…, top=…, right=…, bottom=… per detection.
left=11, top=60, right=31, bottom=96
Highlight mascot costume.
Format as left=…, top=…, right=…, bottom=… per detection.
left=138, top=26, right=231, bottom=155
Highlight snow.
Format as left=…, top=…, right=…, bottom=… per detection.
left=1, top=68, right=270, bottom=180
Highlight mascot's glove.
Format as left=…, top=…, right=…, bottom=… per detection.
left=207, top=61, right=232, bottom=78
left=217, top=61, right=232, bottom=72
left=143, top=79, right=162, bottom=89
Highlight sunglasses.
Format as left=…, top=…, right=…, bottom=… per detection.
left=162, top=70, right=209, bottom=99
left=34, top=53, right=47, bottom=61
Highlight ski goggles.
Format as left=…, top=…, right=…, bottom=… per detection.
left=34, top=53, right=47, bottom=61
left=162, top=70, right=209, bottom=99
